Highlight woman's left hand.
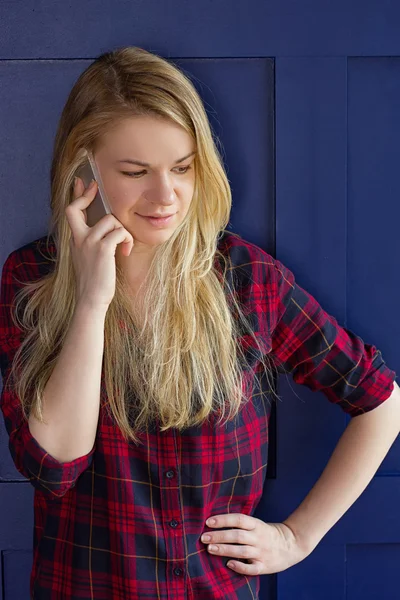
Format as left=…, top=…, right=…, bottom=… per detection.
left=200, top=513, right=312, bottom=576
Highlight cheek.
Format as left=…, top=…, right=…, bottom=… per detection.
left=109, top=190, right=139, bottom=212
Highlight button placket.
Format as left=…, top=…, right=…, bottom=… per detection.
left=160, top=428, right=187, bottom=593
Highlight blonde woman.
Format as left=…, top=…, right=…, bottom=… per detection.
left=0, top=46, right=398, bottom=600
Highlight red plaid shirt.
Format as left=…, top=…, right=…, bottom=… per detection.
left=0, top=232, right=396, bottom=599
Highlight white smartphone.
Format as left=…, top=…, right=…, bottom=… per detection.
left=75, top=151, right=113, bottom=227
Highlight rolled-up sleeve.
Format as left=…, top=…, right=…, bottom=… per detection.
left=0, top=250, right=95, bottom=497
left=267, top=253, right=397, bottom=417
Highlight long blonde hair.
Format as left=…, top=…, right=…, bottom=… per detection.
left=7, top=46, right=279, bottom=445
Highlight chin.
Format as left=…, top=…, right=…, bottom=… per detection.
left=133, top=229, right=176, bottom=243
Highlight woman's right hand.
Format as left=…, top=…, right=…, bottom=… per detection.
left=65, top=177, right=135, bottom=311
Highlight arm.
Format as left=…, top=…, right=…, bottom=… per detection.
left=283, top=381, right=400, bottom=554
left=28, top=301, right=106, bottom=462
left=0, top=250, right=105, bottom=497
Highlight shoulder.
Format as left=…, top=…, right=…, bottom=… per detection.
left=2, top=235, right=56, bottom=284
left=216, top=231, right=297, bottom=338
left=216, top=230, right=284, bottom=288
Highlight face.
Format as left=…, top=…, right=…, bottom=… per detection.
left=92, top=115, right=197, bottom=271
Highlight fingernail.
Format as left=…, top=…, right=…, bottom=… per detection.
left=73, top=176, right=78, bottom=186
left=88, top=178, right=96, bottom=187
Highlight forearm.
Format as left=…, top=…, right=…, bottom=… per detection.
left=28, top=302, right=107, bottom=463
left=283, top=381, right=400, bottom=554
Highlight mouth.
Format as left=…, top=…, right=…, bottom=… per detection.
left=136, top=213, right=175, bottom=227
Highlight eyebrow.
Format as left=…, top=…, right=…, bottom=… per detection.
left=115, top=151, right=197, bottom=167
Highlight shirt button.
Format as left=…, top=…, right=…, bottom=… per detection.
left=173, top=567, right=183, bottom=576
left=165, top=470, right=175, bottom=479
left=169, top=519, right=179, bottom=528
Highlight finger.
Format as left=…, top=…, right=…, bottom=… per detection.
left=86, top=214, right=134, bottom=249
left=206, top=513, right=257, bottom=531
left=226, top=559, right=262, bottom=576
left=73, top=176, right=84, bottom=199
left=65, top=179, right=98, bottom=240
left=99, top=226, right=134, bottom=255
left=73, top=176, right=94, bottom=200
left=73, top=177, right=97, bottom=205
left=202, top=528, right=255, bottom=546
left=207, top=543, right=258, bottom=562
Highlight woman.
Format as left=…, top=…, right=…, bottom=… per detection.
left=0, top=46, right=397, bottom=600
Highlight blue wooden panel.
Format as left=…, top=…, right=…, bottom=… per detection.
left=273, top=56, right=349, bottom=479
left=329, top=477, right=400, bottom=544
left=2, top=550, right=32, bottom=600
left=172, top=58, right=275, bottom=252
left=347, top=57, right=400, bottom=474
left=0, top=484, right=34, bottom=549
left=278, top=544, right=345, bottom=600
left=346, top=543, right=400, bottom=600
left=2, top=1, right=400, bottom=58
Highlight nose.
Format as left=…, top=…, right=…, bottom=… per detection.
left=143, top=177, right=176, bottom=206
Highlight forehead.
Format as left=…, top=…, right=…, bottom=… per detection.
left=99, top=116, right=195, bottom=152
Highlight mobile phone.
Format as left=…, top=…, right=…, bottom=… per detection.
left=75, top=151, right=112, bottom=227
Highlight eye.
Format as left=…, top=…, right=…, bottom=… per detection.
left=121, top=165, right=192, bottom=178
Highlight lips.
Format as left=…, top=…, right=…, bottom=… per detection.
left=136, top=213, right=175, bottom=227
left=139, top=214, right=174, bottom=218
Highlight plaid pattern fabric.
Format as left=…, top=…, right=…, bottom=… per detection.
left=0, top=232, right=396, bottom=599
